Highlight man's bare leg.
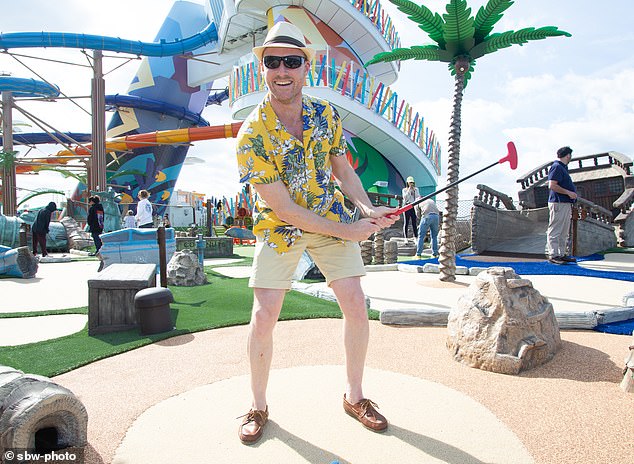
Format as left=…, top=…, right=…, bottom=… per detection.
left=331, top=276, right=388, bottom=432
left=330, top=277, right=369, bottom=404
left=248, top=287, right=285, bottom=410
left=239, top=287, right=285, bottom=444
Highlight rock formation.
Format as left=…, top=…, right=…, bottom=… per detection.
left=447, top=267, right=561, bottom=374
left=0, top=365, right=87, bottom=455
left=167, top=250, right=208, bottom=286
left=60, top=217, right=92, bottom=250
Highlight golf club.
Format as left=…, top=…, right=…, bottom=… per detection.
left=389, top=141, right=518, bottom=217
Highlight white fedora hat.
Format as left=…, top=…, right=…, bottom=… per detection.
left=252, top=22, right=315, bottom=63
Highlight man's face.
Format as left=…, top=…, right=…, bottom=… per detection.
left=262, top=47, right=309, bottom=106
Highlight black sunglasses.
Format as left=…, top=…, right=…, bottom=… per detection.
left=263, top=55, right=306, bottom=70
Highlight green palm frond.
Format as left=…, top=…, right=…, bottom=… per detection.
left=32, top=166, right=86, bottom=184
left=473, top=0, right=514, bottom=42
left=17, top=188, right=65, bottom=207
left=388, top=0, right=446, bottom=47
left=367, top=45, right=449, bottom=65
left=442, top=0, right=476, bottom=55
left=0, top=150, right=17, bottom=170
left=470, top=26, right=572, bottom=59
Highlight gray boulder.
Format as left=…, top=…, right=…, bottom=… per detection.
left=167, top=250, right=208, bottom=286
left=447, top=267, right=561, bottom=375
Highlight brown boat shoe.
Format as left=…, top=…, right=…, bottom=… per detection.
left=237, top=406, right=268, bottom=444
left=343, top=394, right=388, bottom=432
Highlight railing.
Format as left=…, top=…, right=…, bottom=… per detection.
left=574, top=197, right=613, bottom=225
left=230, top=55, right=442, bottom=175
left=613, top=188, right=634, bottom=221
left=517, top=152, right=633, bottom=191
left=368, top=191, right=400, bottom=207
left=474, top=184, right=516, bottom=210
left=350, top=0, right=401, bottom=50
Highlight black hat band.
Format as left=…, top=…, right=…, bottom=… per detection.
left=263, top=35, right=306, bottom=48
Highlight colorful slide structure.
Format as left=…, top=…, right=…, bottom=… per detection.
left=1, top=0, right=442, bottom=218
left=10, top=123, right=243, bottom=175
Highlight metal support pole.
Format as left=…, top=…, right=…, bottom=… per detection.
left=90, top=50, right=106, bottom=192
left=1, top=91, right=17, bottom=216
left=196, top=233, right=205, bottom=268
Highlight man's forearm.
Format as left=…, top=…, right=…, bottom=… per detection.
left=276, top=200, right=355, bottom=238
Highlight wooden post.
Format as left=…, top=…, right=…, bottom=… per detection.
left=571, top=205, right=579, bottom=256
left=19, top=222, right=28, bottom=247
left=157, top=226, right=167, bottom=287
left=206, top=199, right=212, bottom=237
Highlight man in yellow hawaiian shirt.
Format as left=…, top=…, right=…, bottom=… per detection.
left=235, top=22, right=397, bottom=444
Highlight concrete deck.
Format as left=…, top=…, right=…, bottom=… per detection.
left=1, top=253, right=633, bottom=463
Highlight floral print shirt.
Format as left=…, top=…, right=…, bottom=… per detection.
left=236, top=94, right=353, bottom=254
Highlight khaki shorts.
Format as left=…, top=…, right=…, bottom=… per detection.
left=249, top=232, right=366, bottom=289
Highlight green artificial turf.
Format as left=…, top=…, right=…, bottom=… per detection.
left=0, top=265, right=379, bottom=378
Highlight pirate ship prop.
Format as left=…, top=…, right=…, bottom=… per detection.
left=471, top=151, right=634, bottom=257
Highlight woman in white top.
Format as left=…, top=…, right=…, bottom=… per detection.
left=401, top=176, right=420, bottom=239
left=135, top=189, right=154, bottom=228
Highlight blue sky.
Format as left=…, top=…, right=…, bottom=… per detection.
left=2, top=0, right=634, bottom=209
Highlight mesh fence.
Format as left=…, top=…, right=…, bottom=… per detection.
left=391, top=198, right=474, bottom=252
left=435, top=199, right=473, bottom=251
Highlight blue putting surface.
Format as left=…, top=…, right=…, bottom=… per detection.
left=403, top=253, right=634, bottom=335
left=594, top=319, right=634, bottom=335
left=403, top=254, right=634, bottom=282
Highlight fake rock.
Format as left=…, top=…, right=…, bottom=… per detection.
left=447, top=267, right=561, bottom=375
left=167, top=250, right=208, bottom=286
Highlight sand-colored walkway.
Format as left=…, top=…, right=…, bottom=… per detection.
left=3, top=255, right=634, bottom=463
left=52, top=320, right=634, bottom=464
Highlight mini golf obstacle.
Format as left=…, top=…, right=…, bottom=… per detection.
left=0, top=365, right=87, bottom=457
left=0, top=246, right=38, bottom=278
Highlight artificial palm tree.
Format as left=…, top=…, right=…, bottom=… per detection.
left=367, top=0, right=570, bottom=281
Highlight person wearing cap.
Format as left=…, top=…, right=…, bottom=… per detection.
left=401, top=176, right=420, bottom=239
left=87, top=195, right=105, bottom=255
left=235, top=21, right=397, bottom=444
left=546, top=146, right=578, bottom=264
left=31, top=201, right=57, bottom=257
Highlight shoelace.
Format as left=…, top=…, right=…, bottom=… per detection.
left=236, top=409, right=266, bottom=425
left=357, top=399, right=380, bottom=417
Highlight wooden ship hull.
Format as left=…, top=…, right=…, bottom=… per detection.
left=471, top=194, right=616, bottom=257
left=471, top=151, right=634, bottom=257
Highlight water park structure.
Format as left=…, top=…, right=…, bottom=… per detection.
left=0, top=0, right=441, bottom=232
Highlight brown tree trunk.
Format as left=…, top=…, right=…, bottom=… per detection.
left=438, top=57, right=468, bottom=282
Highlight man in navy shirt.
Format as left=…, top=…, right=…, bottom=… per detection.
left=546, top=146, right=577, bottom=264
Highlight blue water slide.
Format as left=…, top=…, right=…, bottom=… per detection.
left=2, top=132, right=92, bottom=146
left=0, top=76, right=60, bottom=98
left=0, top=23, right=218, bottom=57
left=2, top=90, right=215, bottom=146
left=106, top=94, right=209, bottom=126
